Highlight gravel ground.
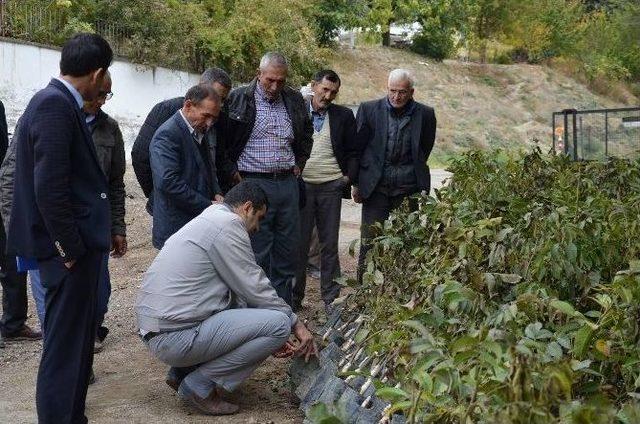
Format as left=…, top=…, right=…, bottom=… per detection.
left=0, top=166, right=450, bottom=423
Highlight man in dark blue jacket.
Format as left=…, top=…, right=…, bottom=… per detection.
left=8, top=33, right=113, bottom=424
left=150, top=84, right=223, bottom=249
left=131, top=68, right=234, bottom=213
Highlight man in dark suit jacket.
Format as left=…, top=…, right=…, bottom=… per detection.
left=353, top=69, right=436, bottom=281
left=150, top=84, right=223, bottom=249
left=8, top=33, right=113, bottom=423
left=132, top=68, right=234, bottom=213
left=293, top=70, right=358, bottom=312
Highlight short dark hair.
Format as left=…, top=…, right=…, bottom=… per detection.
left=60, top=33, right=113, bottom=77
left=313, top=69, right=341, bottom=86
left=200, top=67, right=232, bottom=89
left=184, top=84, right=221, bottom=105
left=224, top=180, right=269, bottom=211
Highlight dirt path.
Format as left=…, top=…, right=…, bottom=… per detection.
left=0, top=167, right=450, bottom=423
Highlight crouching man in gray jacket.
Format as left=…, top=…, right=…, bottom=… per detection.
left=136, top=180, right=317, bottom=416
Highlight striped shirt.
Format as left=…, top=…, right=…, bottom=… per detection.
left=237, top=84, right=295, bottom=173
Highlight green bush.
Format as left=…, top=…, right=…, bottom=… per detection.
left=343, top=150, right=640, bottom=422
left=410, top=31, right=456, bottom=61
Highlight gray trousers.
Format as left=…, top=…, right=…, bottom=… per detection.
left=294, top=178, right=344, bottom=306
left=145, top=309, right=291, bottom=398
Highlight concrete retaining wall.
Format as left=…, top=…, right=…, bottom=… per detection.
left=0, top=38, right=200, bottom=158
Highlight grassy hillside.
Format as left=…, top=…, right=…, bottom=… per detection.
left=329, top=46, right=638, bottom=167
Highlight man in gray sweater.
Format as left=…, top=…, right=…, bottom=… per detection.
left=136, top=180, right=316, bottom=416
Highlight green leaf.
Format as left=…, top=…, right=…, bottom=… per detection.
left=376, top=387, right=410, bottom=402
left=566, top=242, right=578, bottom=262
left=450, top=335, right=477, bottom=354
left=308, top=403, right=343, bottom=424
left=573, top=325, right=594, bottom=358
left=550, top=299, right=576, bottom=316
left=546, top=341, right=563, bottom=360
left=354, top=328, right=370, bottom=344
left=570, top=359, right=592, bottom=371
left=402, top=320, right=432, bottom=339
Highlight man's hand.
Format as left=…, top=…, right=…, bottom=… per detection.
left=214, top=194, right=224, bottom=203
left=111, top=235, right=127, bottom=258
left=273, top=341, right=296, bottom=359
left=64, top=259, right=77, bottom=269
left=292, top=321, right=318, bottom=362
left=352, top=186, right=362, bottom=204
left=293, top=166, right=301, bottom=177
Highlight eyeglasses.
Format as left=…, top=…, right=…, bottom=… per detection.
left=98, top=91, right=113, bottom=101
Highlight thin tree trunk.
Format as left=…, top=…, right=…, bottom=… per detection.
left=382, top=19, right=391, bottom=47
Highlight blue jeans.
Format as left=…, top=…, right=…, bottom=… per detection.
left=244, top=175, right=300, bottom=306
left=28, top=270, right=46, bottom=329
left=28, top=253, right=111, bottom=333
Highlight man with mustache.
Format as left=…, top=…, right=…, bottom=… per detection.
left=224, top=52, right=313, bottom=306
left=149, top=84, right=224, bottom=249
left=293, top=69, right=358, bottom=313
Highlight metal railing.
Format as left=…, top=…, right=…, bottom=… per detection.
left=552, top=107, right=640, bottom=160
left=0, top=0, right=130, bottom=57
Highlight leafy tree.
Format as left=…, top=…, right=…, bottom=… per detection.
left=410, top=0, right=468, bottom=60
left=310, top=0, right=366, bottom=46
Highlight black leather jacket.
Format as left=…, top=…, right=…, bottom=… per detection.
left=223, top=79, right=313, bottom=173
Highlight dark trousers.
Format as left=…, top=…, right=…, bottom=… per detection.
left=0, top=221, right=28, bottom=336
left=0, top=251, right=28, bottom=336
left=36, top=250, right=104, bottom=424
left=294, top=178, right=344, bottom=306
left=358, top=191, right=418, bottom=282
left=245, top=175, right=300, bottom=306
left=96, top=253, right=111, bottom=331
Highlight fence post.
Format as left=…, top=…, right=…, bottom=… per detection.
left=572, top=111, right=578, bottom=160
left=563, top=111, right=569, bottom=156
left=552, top=113, right=556, bottom=151
left=604, top=111, right=609, bottom=158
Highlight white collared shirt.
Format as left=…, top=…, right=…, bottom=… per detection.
left=54, top=76, right=84, bottom=110
left=179, top=109, right=204, bottom=144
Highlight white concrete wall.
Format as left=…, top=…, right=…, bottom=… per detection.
left=0, top=38, right=200, bottom=157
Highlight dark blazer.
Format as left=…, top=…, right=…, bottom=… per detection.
left=354, top=97, right=436, bottom=200
left=304, top=97, right=359, bottom=198
left=91, top=110, right=127, bottom=236
left=149, top=111, right=215, bottom=249
left=224, top=79, right=313, bottom=172
left=8, top=79, right=111, bottom=261
left=132, top=96, right=231, bottom=209
left=0, top=100, right=8, bottom=164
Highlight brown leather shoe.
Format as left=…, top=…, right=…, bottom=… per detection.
left=166, top=376, right=179, bottom=392
left=178, top=383, right=239, bottom=415
left=4, top=325, right=42, bottom=341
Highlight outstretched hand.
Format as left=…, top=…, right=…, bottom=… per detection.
left=292, top=321, right=318, bottom=362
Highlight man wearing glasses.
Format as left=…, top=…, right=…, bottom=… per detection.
left=84, top=70, right=127, bottom=352
left=352, top=69, right=436, bottom=282
left=3, top=71, right=126, bottom=363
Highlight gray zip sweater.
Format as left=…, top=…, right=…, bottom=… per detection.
left=136, top=203, right=298, bottom=333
